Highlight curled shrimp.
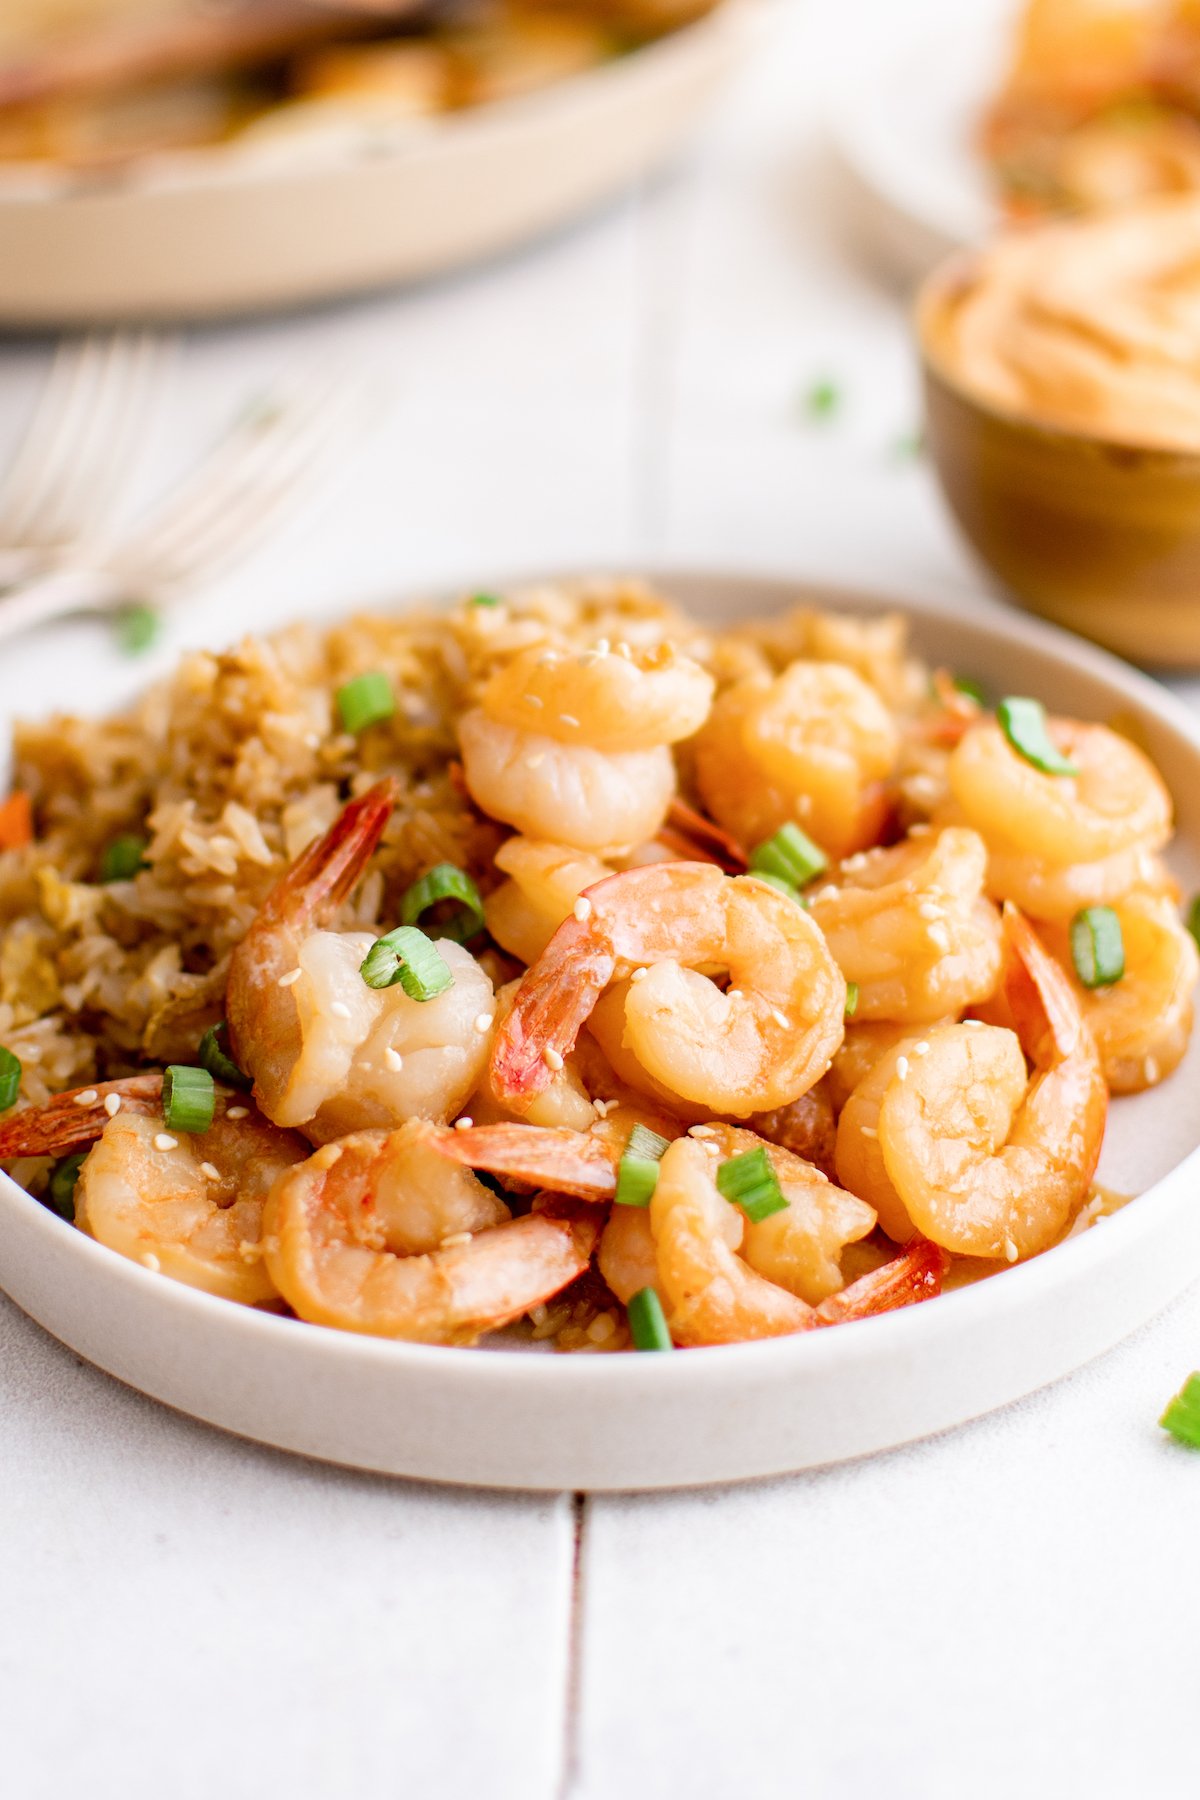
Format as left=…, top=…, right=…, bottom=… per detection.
left=835, top=906, right=1107, bottom=1259
left=827, top=1019, right=951, bottom=1112
left=227, top=783, right=494, bottom=1142
left=491, top=862, right=846, bottom=1118
left=948, top=716, right=1172, bottom=914
left=484, top=837, right=610, bottom=967
left=1040, top=892, right=1199, bottom=1093
left=458, top=639, right=713, bottom=854
left=467, top=979, right=599, bottom=1132
left=0, top=1076, right=308, bottom=1305
left=262, top=1130, right=599, bottom=1344
left=693, top=661, right=899, bottom=857
left=808, top=827, right=1004, bottom=1023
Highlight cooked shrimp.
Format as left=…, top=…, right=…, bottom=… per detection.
left=491, top=862, right=846, bottom=1118
left=976, top=835, right=1174, bottom=924
left=835, top=906, right=1107, bottom=1258
left=0, top=1076, right=308, bottom=1304
left=827, top=1020, right=949, bottom=1113
left=809, top=827, right=1004, bottom=1023
left=227, top=784, right=494, bottom=1142
left=458, top=639, right=713, bottom=854
left=431, top=1108, right=685, bottom=1200
left=1042, top=892, right=1199, bottom=1093
left=694, top=662, right=898, bottom=857
left=484, top=837, right=610, bottom=967
left=263, top=1131, right=599, bottom=1344
left=649, top=1137, right=944, bottom=1346
left=468, top=979, right=598, bottom=1132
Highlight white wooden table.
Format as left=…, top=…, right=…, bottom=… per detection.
left=2, top=5, right=1199, bottom=1795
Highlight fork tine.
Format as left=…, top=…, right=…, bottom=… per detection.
left=0, top=336, right=106, bottom=541
left=39, top=331, right=173, bottom=545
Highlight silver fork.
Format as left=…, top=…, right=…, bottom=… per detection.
left=0, top=371, right=374, bottom=647
left=0, top=332, right=172, bottom=588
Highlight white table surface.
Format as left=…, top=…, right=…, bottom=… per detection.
left=2, top=4, right=1199, bottom=1796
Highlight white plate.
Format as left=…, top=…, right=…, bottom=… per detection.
left=828, top=0, right=1012, bottom=278
left=0, top=4, right=755, bottom=326
left=2, top=568, right=1199, bottom=1491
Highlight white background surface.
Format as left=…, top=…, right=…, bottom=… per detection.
left=1, top=2, right=1198, bottom=1795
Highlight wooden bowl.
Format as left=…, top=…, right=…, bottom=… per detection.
left=917, top=256, right=1200, bottom=670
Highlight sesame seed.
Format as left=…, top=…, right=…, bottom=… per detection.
left=770, top=1007, right=790, bottom=1030
left=896, top=1056, right=910, bottom=1080
left=104, top=1093, right=121, bottom=1117
left=154, top=1133, right=178, bottom=1152
left=1145, top=1056, right=1160, bottom=1083
left=384, top=1048, right=403, bottom=1072
left=227, top=1105, right=249, bottom=1120
left=843, top=853, right=869, bottom=872
left=917, top=901, right=943, bottom=921
left=441, top=1231, right=473, bottom=1249
left=861, top=1126, right=878, bottom=1140
left=689, top=1125, right=715, bottom=1139
left=525, top=753, right=545, bottom=770
left=928, top=924, right=951, bottom=952
left=630, top=966, right=648, bottom=983
left=74, top=1089, right=98, bottom=1107
left=140, top=1253, right=161, bottom=1273
left=1004, top=1237, right=1019, bottom=1263
left=595, top=639, right=610, bottom=656
left=915, top=1041, right=930, bottom=1056
left=473, top=1013, right=493, bottom=1034
left=543, top=1047, right=564, bottom=1072
left=704, top=1143, right=720, bottom=1158
left=454, top=1117, right=474, bottom=1131
left=525, top=694, right=544, bottom=708
left=330, top=1001, right=351, bottom=1019
left=910, top=823, right=932, bottom=836
left=614, top=641, right=632, bottom=660
left=559, top=713, right=580, bottom=728
left=537, top=651, right=561, bottom=668
left=278, top=968, right=302, bottom=988
left=199, top=1162, right=221, bottom=1181
left=813, top=886, right=839, bottom=903
left=573, top=897, right=593, bottom=922
left=727, top=988, right=743, bottom=1002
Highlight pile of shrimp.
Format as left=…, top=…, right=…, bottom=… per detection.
left=1, top=583, right=1195, bottom=1352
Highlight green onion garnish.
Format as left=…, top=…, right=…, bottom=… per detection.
left=360, top=925, right=454, bottom=1000
left=717, top=1145, right=789, bottom=1223
left=954, top=675, right=988, bottom=707
left=400, top=862, right=486, bottom=944
left=997, top=696, right=1078, bottom=776
left=845, top=982, right=860, bottom=1019
left=0, top=1046, right=21, bottom=1111
left=749, top=822, right=827, bottom=891
left=627, top=1286, right=673, bottom=1351
left=1161, top=1372, right=1200, bottom=1447
left=614, top=1123, right=670, bottom=1208
left=803, top=379, right=840, bottom=421
left=162, top=1065, right=215, bottom=1135
left=115, top=604, right=161, bottom=656
left=100, top=834, right=148, bottom=883
left=468, top=592, right=502, bottom=608
left=47, top=1151, right=85, bottom=1221
left=753, top=871, right=809, bottom=907
left=1070, top=906, right=1125, bottom=989
left=336, top=671, right=395, bottom=735
left=198, top=1021, right=251, bottom=1090
left=1186, top=895, right=1200, bottom=951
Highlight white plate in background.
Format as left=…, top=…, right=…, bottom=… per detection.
left=1, top=568, right=1198, bottom=1489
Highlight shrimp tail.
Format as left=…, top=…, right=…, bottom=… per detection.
left=257, top=778, right=398, bottom=932
left=433, top=1123, right=620, bottom=1198
left=0, top=1073, right=164, bottom=1159
left=816, top=1238, right=949, bottom=1325
left=658, top=799, right=749, bottom=874
left=1001, top=901, right=1085, bottom=1063
left=490, top=921, right=614, bottom=1104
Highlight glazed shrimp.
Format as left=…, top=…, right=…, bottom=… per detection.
left=808, top=827, right=1004, bottom=1023
left=263, top=1131, right=599, bottom=1344
left=491, top=862, right=846, bottom=1118
left=0, top=1076, right=308, bottom=1304
left=226, top=783, right=494, bottom=1143
left=835, top=906, right=1108, bottom=1259
left=484, top=837, right=610, bottom=967
left=467, top=979, right=598, bottom=1132
left=693, top=661, right=899, bottom=857
left=1041, top=892, right=1199, bottom=1093
left=458, top=639, right=713, bottom=854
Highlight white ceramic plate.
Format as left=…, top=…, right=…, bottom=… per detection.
left=828, top=0, right=1011, bottom=278
left=2, top=568, right=1199, bottom=1491
left=0, top=4, right=756, bottom=326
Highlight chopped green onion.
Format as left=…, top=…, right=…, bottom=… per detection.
left=1070, top=906, right=1125, bottom=989
left=749, top=822, right=827, bottom=890
left=844, top=982, right=860, bottom=1019
left=753, top=871, right=808, bottom=907
left=614, top=1123, right=670, bottom=1208
left=890, top=428, right=924, bottom=462
left=47, top=1151, right=85, bottom=1221
left=198, top=1022, right=251, bottom=1090
left=997, top=696, right=1078, bottom=776
left=0, top=1046, right=21, bottom=1111
left=100, top=834, right=148, bottom=883
left=1186, top=895, right=1200, bottom=951
left=468, top=591, right=502, bottom=608
left=162, top=1065, right=215, bottom=1135
left=115, top=604, right=161, bottom=656
left=336, top=671, right=395, bottom=735
left=953, top=675, right=988, bottom=707
left=717, top=1144, right=789, bottom=1223
left=360, top=924, right=454, bottom=1000
left=627, top=1286, right=673, bottom=1351
left=400, top=862, right=485, bottom=944
left=802, top=378, right=840, bottom=421
left=1160, top=1372, right=1200, bottom=1447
